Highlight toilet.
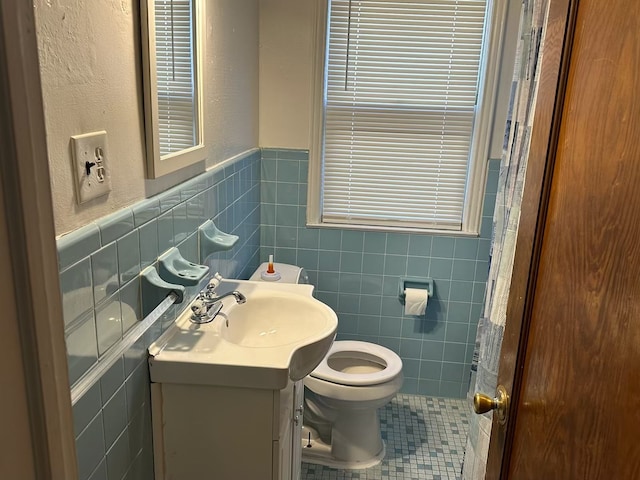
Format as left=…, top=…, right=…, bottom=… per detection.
left=250, top=262, right=404, bottom=469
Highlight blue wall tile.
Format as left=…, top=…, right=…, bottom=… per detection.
left=102, top=385, right=127, bottom=449
left=138, top=219, right=159, bottom=269
left=76, top=413, right=106, bottom=480
left=106, top=430, right=131, bottom=480
left=431, top=236, right=456, bottom=258
left=100, top=357, right=125, bottom=404
left=117, top=230, right=140, bottom=285
left=408, top=235, right=431, bottom=256
left=260, top=149, right=497, bottom=397
left=420, top=360, right=442, bottom=380
left=97, top=209, right=134, bottom=246
left=342, top=230, right=364, bottom=252
left=66, top=311, right=98, bottom=385
left=95, top=292, right=122, bottom=355
left=60, top=257, right=94, bottom=327
left=58, top=223, right=101, bottom=270
left=91, top=243, right=119, bottom=307
left=120, top=278, right=141, bottom=333
left=61, top=150, right=262, bottom=478
left=88, top=460, right=107, bottom=480
left=407, top=256, right=430, bottom=277
left=443, top=342, right=467, bottom=363
left=156, top=210, right=174, bottom=255
left=73, top=382, right=101, bottom=437
left=132, top=198, right=161, bottom=227
left=421, top=340, right=444, bottom=362
left=386, top=233, right=409, bottom=255
left=319, top=229, right=342, bottom=250
left=364, top=232, right=386, bottom=253
left=362, top=253, right=385, bottom=274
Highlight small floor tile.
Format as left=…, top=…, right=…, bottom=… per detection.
left=301, top=394, right=470, bottom=480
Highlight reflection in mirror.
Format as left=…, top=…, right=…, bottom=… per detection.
left=141, top=0, right=205, bottom=178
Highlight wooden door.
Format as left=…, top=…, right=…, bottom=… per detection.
left=485, top=0, right=640, bottom=477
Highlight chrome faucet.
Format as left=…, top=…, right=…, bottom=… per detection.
left=206, top=290, right=247, bottom=306
left=190, top=275, right=246, bottom=324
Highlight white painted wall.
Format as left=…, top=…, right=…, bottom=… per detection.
left=258, top=0, right=315, bottom=149
left=35, top=0, right=259, bottom=235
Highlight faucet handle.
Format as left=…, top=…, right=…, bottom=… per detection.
left=207, top=272, right=224, bottom=292
left=191, top=299, right=207, bottom=316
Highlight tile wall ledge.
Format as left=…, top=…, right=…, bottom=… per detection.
left=56, top=147, right=260, bottom=270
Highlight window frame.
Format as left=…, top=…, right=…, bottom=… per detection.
left=308, top=0, right=509, bottom=235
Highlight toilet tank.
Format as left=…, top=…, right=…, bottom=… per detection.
left=249, top=262, right=309, bottom=284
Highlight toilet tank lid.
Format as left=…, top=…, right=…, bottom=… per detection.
left=249, top=262, right=306, bottom=284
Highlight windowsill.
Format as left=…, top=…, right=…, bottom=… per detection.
left=305, top=221, right=481, bottom=238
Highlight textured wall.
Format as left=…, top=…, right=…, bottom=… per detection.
left=35, top=0, right=259, bottom=235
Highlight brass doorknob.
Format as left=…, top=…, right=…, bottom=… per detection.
left=473, top=385, right=509, bottom=425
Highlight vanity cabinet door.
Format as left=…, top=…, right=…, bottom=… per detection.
left=275, top=381, right=293, bottom=480
left=152, top=380, right=304, bottom=480
left=274, top=380, right=303, bottom=480
left=154, top=383, right=275, bottom=479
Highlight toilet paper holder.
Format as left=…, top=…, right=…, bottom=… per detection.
left=398, top=277, right=433, bottom=304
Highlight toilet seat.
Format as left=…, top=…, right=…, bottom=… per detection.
left=310, top=341, right=402, bottom=386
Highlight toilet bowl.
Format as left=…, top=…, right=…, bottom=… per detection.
left=302, top=340, right=403, bottom=469
left=250, top=262, right=404, bottom=469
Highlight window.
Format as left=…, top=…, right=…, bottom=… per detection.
left=309, top=0, right=504, bottom=233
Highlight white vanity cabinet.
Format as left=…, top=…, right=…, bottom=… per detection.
left=147, top=279, right=337, bottom=479
left=151, top=379, right=304, bottom=480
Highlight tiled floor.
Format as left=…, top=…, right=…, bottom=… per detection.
left=300, top=395, right=470, bottom=480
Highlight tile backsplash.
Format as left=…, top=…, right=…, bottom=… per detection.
left=260, top=148, right=499, bottom=398
left=60, top=146, right=498, bottom=479
left=60, top=149, right=261, bottom=480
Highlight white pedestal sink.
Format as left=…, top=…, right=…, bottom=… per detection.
left=148, top=279, right=338, bottom=389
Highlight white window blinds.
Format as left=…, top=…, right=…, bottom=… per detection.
left=322, top=0, right=487, bottom=230
left=155, top=0, right=197, bottom=156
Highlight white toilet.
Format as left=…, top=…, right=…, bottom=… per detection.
left=250, top=262, right=404, bottom=469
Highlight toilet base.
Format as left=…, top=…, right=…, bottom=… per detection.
left=301, top=425, right=386, bottom=470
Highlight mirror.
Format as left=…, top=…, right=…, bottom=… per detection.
left=141, top=0, right=205, bottom=178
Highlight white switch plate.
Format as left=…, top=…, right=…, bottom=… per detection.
left=71, top=130, right=112, bottom=204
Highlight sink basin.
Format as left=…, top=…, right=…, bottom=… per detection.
left=148, top=280, right=337, bottom=389
left=222, top=292, right=333, bottom=347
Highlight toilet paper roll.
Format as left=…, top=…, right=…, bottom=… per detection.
left=404, top=288, right=428, bottom=316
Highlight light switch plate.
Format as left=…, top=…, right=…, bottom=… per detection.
left=71, top=130, right=112, bottom=204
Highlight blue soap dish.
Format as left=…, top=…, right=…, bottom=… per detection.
left=157, top=247, right=209, bottom=287
left=199, top=220, right=239, bottom=260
